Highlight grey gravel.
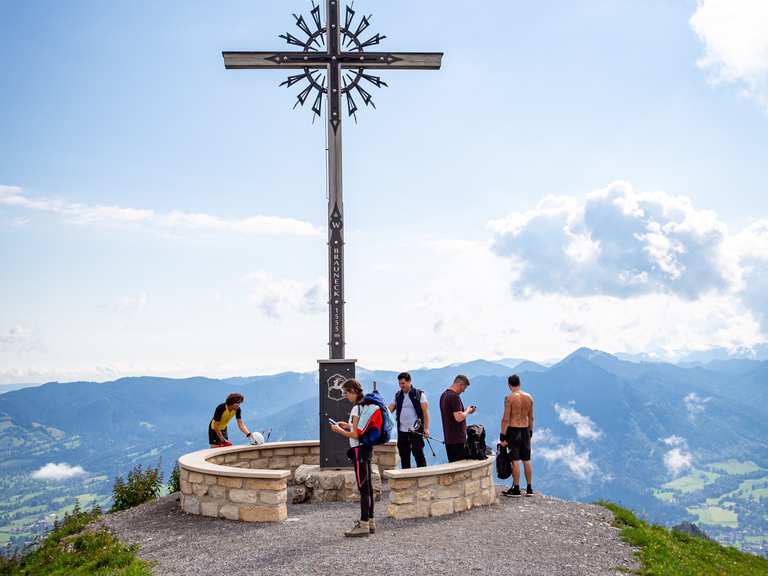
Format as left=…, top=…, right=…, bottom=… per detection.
left=98, top=491, right=640, bottom=576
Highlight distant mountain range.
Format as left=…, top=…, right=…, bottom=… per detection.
left=1, top=348, right=766, bottom=556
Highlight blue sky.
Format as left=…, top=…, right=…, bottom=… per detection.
left=1, top=0, right=767, bottom=383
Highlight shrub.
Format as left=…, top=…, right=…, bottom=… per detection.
left=167, top=463, right=181, bottom=494
left=111, top=464, right=163, bottom=513
left=0, top=502, right=151, bottom=575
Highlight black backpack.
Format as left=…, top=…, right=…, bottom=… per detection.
left=466, top=424, right=488, bottom=460
left=496, top=444, right=512, bottom=479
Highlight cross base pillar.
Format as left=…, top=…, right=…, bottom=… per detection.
left=318, top=358, right=357, bottom=469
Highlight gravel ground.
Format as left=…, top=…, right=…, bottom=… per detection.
left=99, top=491, right=639, bottom=576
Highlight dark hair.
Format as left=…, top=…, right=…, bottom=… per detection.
left=342, top=379, right=364, bottom=403
left=508, top=374, right=521, bottom=388
left=454, top=375, right=470, bottom=387
left=397, top=372, right=412, bottom=382
left=226, top=393, right=245, bottom=406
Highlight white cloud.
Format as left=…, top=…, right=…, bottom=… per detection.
left=538, top=442, right=597, bottom=480
left=489, top=183, right=768, bottom=341
left=730, top=221, right=768, bottom=333
left=662, top=436, right=693, bottom=477
left=490, top=182, right=733, bottom=300
left=245, top=271, right=326, bottom=319
left=31, top=463, right=87, bottom=481
left=554, top=403, right=603, bottom=440
left=684, top=392, right=711, bottom=417
left=0, top=185, right=320, bottom=237
left=691, top=0, right=768, bottom=112
left=0, top=325, right=42, bottom=355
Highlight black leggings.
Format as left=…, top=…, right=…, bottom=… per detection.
left=353, top=445, right=374, bottom=521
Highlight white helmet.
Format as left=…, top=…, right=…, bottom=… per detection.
left=250, top=431, right=266, bottom=446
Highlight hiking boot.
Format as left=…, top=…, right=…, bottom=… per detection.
left=344, top=520, right=370, bottom=538
left=368, top=518, right=376, bottom=534
left=503, top=485, right=522, bottom=498
left=526, top=485, right=534, bottom=497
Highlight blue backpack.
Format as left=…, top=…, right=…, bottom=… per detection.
left=358, top=391, right=394, bottom=446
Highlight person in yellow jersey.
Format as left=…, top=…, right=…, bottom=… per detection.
left=208, top=393, right=254, bottom=447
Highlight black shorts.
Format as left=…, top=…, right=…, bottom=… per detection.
left=506, top=427, right=531, bottom=461
left=208, top=422, right=228, bottom=445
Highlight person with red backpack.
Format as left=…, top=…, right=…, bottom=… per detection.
left=330, top=379, right=393, bottom=537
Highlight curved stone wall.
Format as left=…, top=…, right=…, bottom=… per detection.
left=178, top=440, right=400, bottom=523
left=383, top=456, right=497, bottom=520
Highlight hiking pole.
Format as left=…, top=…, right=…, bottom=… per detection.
left=407, top=426, right=437, bottom=457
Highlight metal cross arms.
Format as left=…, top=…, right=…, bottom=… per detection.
left=223, top=0, right=443, bottom=126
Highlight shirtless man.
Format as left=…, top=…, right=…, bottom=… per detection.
left=499, top=374, right=534, bottom=497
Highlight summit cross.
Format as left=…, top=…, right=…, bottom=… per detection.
left=223, top=0, right=442, bottom=467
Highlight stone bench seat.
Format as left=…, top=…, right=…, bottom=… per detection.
left=178, top=440, right=399, bottom=523
left=383, top=456, right=497, bottom=519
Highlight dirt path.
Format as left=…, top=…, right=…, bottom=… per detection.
left=99, top=492, right=639, bottom=576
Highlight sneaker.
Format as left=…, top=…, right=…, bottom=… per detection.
left=526, top=485, right=534, bottom=497
left=368, top=518, right=376, bottom=534
left=344, top=520, right=370, bottom=538
left=503, top=485, right=522, bottom=498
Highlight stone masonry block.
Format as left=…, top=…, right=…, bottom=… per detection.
left=192, top=483, right=208, bottom=497
left=288, top=456, right=304, bottom=467
left=240, top=505, right=287, bottom=523
left=228, top=489, right=260, bottom=504
left=200, top=500, right=220, bottom=517
left=463, top=480, right=480, bottom=496
left=415, top=489, right=432, bottom=502
left=218, top=476, right=243, bottom=489
left=203, top=475, right=218, bottom=485
left=208, top=485, right=227, bottom=499
left=180, top=480, right=192, bottom=495
left=245, top=479, right=286, bottom=491
left=471, top=468, right=486, bottom=479
left=188, top=472, right=204, bottom=484
left=270, top=457, right=289, bottom=468
left=390, top=491, right=415, bottom=505
left=431, top=500, right=454, bottom=517
left=436, top=486, right=462, bottom=500
left=219, top=503, right=240, bottom=521
left=417, top=476, right=437, bottom=488
left=274, top=448, right=295, bottom=456
left=259, top=490, right=287, bottom=505
left=454, top=496, right=472, bottom=513
left=438, top=474, right=455, bottom=486
left=391, top=479, right=416, bottom=490
left=181, top=495, right=200, bottom=515
left=180, top=468, right=189, bottom=481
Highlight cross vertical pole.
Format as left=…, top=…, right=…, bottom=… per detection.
left=319, top=0, right=357, bottom=469
left=326, top=0, right=345, bottom=361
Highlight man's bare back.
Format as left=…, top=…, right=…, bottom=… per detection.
left=505, top=391, right=533, bottom=428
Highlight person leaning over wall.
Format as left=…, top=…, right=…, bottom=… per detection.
left=208, top=393, right=254, bottom=448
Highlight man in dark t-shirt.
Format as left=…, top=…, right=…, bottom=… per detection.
left=209, top=393, right=254, bottom=447
left=439, top=375, right=477, bottom=462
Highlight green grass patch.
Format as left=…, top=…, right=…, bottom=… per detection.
left=653, top=490, right=676, bottom=503
left=708, top=460, right=762, bottom=475
left=662, top=470, right=719, bottom=494
left=0, top=507, right=152, bottom=576
left=599, top=501, right=768, bottom=576
left=687, top=506, right=739, bottom=528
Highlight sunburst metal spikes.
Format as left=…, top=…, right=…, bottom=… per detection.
left=278, top=2, right=390, bottom=121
